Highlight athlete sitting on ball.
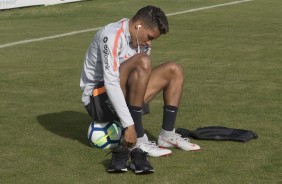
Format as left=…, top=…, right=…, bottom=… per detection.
left=80, top=5, right=200, bottom=174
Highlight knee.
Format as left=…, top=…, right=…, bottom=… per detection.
left=136, top=53, right=152, bottom=73
left=167, top=61, right=184, bottom=78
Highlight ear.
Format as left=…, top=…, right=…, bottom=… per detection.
left=135, top=21, right=143, bottom=30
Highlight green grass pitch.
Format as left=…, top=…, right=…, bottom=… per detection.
left=0, top=0, right=281, bottom=183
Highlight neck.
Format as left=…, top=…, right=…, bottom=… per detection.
left=128, top=19, right=138, bottom=48
left=128, top=19, right=134, bottom=37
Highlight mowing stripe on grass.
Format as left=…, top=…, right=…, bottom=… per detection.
left=0, top=0, right=253, bottom=49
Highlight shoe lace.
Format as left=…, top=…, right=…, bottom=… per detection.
left=143, top=141, right=163, bottom=151
left=175, top=133, right=191, bottom=142
left=166, top=133, right=191, bottom=143
left=132, top=150, right=150, bottom=163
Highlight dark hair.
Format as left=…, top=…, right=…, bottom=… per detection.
left=132, top=6, right=169, bottom=34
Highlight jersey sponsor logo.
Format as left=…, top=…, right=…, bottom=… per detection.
left=102, top=37, right=110, bottom=70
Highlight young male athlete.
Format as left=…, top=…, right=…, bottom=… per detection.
left=80, top=6, right=200, bottom=174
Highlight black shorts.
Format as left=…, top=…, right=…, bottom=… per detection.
left=85, top=81, right=150, bottom=122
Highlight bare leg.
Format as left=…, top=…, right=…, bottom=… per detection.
left=144, top=61, right=184, bottom=106
left=119, top=53, right=152, bottom=106
left=145, top=61, right=184, bottom=133
left=119, top=55, right=183, bottom=143
left=119, top=53, right=152, bottom=140
left=119, top=55, right=183, bottom=107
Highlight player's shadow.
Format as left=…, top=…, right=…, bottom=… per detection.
left=37, top=111, right=91, bottom=146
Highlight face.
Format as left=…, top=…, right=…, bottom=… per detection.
left=133, top=24, right=161, bottom=48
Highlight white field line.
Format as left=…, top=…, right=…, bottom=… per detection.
left=0, top=0, right=252, bottom=49
left=166, top=0, right=252, bottom=16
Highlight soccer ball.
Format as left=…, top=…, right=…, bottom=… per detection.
left=87, top=120, right=123, bottom=149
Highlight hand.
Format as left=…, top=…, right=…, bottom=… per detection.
left=123, top=125, right=137, bottom=148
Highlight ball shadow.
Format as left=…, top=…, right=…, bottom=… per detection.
left=37, top=111, right=92, bottom=146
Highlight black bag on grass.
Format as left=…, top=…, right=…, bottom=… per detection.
left=176, top=126, right=258, bottom=142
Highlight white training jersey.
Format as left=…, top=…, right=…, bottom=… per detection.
left=80, top=18, right=150, bottom=128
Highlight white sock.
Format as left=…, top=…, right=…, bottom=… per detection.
left=136, top=134, right=149, bottom=146
left=160, top=129, right=175, bottom=138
